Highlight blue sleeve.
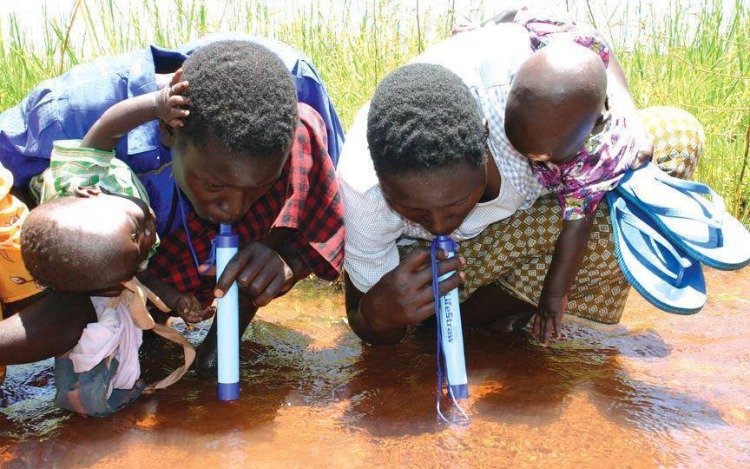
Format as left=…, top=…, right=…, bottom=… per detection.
left=0, top=50, right=144, bottom=186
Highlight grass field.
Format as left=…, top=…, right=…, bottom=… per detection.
left=0, top=0, right=747, bottom=223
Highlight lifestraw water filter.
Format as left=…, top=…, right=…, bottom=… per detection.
left=433, top=235, right=469, bottom=400
left=216, top=224, right=240, bottom=401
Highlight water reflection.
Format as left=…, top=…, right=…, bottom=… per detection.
left=1, top=269, right=748, bottom=468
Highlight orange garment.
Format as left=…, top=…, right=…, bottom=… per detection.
left=0, top=164, right=43, bottom=304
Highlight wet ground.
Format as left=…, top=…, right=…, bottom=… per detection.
left=1, top=267, right=749, bottom=468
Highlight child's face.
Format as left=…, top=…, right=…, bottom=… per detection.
left=512, top=103, right=605, bottom=166
left=170, top=138, right=286, bottom=225
left=380, top=161, right=487, bottom=236
left=82, top=193, right=157, bottom=295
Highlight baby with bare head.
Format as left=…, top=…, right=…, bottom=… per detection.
left=21, top=187, right=157, bottom=297
left=505, top=41, right=644, bottom=344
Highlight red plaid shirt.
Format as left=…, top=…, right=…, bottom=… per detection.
left=148, top=103, right=344, bottom=305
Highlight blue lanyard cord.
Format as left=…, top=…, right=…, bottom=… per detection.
left=430, top=239, right=471, bottom=427
left=175, top=182, right=216, bottom=275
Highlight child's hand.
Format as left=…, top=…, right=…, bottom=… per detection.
left=154, top=68, right=190, bottom=129
left=174, top=294, right=215, bottom=324
left=531, top=293, right=567, bottom=346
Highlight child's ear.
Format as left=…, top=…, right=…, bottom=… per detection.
left=159, top=120, right=177, bottom=148
left=73, top=185, right=102, bottom=198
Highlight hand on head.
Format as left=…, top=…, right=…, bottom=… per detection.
left=154, top=68, right=190, bottom=129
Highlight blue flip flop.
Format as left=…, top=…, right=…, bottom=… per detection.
left=607, top=192, right=706, bottom=314
left=615, top=163, right=750, bottom=271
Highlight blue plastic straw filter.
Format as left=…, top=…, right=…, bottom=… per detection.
left=431, top=235, right=470, bottom=426
left=216, top=224, right=240, bottom=401
left=433, top=235, right=469, bottom=399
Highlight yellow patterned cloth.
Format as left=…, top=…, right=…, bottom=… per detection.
left=402, top=195, right=630, bottom=324
left=400, top=107, right=704, bottom=325
left=638, top=106, right=704, bottom=179
left=0, top=164, right=43, bottom=304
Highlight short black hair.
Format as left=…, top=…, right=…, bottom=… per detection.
left=20, top=197, right=138, bottom=292
left=180, top=40, right=298, bottom=159
left=366, top=63, right=486, bottom=177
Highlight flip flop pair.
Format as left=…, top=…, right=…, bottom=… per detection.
left=614, top=163, right=750, bottom=271
left=607, top=191, right=706, bottom=314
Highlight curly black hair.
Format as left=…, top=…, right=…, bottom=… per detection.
left=180, top=40, right=298, bottom=159
left=366, top=63, right=486, bottom=177
left=20, top=197, right=138, bottom=292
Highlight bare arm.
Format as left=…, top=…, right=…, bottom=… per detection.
left=604, top=43, right=654, bottom=168
left=81, top=70, right=190, bottom=152
left=0, top=291, right=95, bottom=364
left=533, top=215, right=595, bottom=345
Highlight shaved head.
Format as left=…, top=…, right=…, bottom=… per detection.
left=505, top=42, right=607, bottom=162
left=21, top=196, right=144, bottom=293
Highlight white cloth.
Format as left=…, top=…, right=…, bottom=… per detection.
left=337, top=23, right=543, bottom=294
left=68, top=295, right=143, bottom=396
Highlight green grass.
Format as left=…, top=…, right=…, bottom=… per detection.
left=0, top=0, right=747, bottom=223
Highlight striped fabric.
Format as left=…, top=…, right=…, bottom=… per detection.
left=28, top=139, right=158, bottom=259
left=29, top=140, right=150, bottom=204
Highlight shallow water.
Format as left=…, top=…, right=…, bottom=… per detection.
left=1, top=268, right=749, bottom=468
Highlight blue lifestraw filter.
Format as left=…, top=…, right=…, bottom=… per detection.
left=433, top=235, right=469, bottom=400
left=215, top=224, right=240, bottom=401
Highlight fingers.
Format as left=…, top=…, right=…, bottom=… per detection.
left=531, top=314, right=542, bottom=344
left=437, top=270, right=464, bottom=296
left=552, top=311, right=563, bottom=340
left=167, top=93, right=190, bottom=107
left=179, top=299, right=216, bottom=324
left=166, top=84, right=190, bottom=129
left=170, top=80, right=190, bottom=95
left=407, top=250, right=464, bottom=288
left=536, top=314, right=551, bottom=347
left=215, top=244, right=257, bottom=297
left=251, top=271, right=287, bottom=307
left=215, top=243, right=291, bottom=306
left=400, top=247, right=433, bottom=271
left=531, top=311, right=564, bottom=346
left=169, top=68, right=184, bottom=86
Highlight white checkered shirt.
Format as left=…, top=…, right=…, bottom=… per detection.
left=338, top=23, right=545, bottom=293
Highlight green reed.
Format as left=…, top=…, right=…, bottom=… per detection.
left=0, top=0, right=747, bottom=223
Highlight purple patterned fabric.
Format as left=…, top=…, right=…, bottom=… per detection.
left=514, top=7, right=639, bottom=220
left=530, top=110, right=638, bottom=220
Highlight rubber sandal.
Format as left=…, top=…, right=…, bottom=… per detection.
left=607, top=192, right=706, bottom=314
left=615, top=163, right=750, bottom=270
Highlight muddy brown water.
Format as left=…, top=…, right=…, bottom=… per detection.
left=1, top=268, right=748, bottom=468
